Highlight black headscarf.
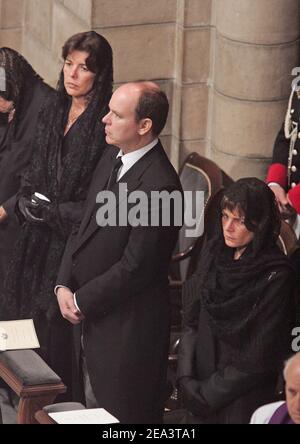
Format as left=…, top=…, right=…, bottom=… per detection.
left=183, top=178, right=295, bottom=373
left=1, top=33, right=113, bottom=321
left=0, top=47, right=42, bottom=140
left=19, top=38, right=113, bottom=224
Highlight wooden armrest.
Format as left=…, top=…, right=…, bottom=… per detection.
left=0, top=350, right=66, bottom=424
left=35, top=410, right=57, bottom=424
left=171, top=247, right=194, bottom=264
left=168, top=279, right=182, bottom=290
left=35, top=402, right=86, bottom=424
left=168, top=354, right=178, bottom=364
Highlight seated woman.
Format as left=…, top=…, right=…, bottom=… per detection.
left=177, top=177, right=296, bottom=424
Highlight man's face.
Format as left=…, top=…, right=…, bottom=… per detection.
left=102, top=85, right=142, bottom=153
left=286, top=366, right=300, bottom=424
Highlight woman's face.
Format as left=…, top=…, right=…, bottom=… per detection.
left=0, top=96, right=14, bottom=113
left=222, top=207, right=254, bottom=250
left=63, top=50, right=96, bottom=98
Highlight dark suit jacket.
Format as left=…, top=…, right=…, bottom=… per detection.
left=57, top=141, right=183, bottom=423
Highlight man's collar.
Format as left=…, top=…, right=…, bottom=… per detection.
left=116, top=138, right=158, bottom=159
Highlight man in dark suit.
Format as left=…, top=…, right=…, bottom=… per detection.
left=56, top=82, right=183, bottom=424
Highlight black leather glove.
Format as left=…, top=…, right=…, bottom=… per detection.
left=30, top=194, right=63, bottom=232
left=17, top=196, right=45, bottom=224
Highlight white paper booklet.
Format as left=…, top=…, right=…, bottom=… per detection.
left=49, top=408, right=119, bottom=424
left=0, top=319, right=40, bottom=351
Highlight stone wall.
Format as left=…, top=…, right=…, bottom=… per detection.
left=22, top=0, right=92, bottom=86
left=175, top=0, right=212, bottom=165
left=0, top=0, right=299, bottom=178
left=0, top=0, right=24, bottom=50
left=91, top=0, right=213, bottom=165
left=92, top=0, right=178, bottom=161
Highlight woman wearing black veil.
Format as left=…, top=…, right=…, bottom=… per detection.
left=0, top=48, right=54, bottom=296
left=177, top=177, right=296, bottom=424
left=0, top=32, right=113, bottom=395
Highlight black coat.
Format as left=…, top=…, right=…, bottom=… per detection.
left=177, top=265, right=295, bottom=424
left=57, top=142, right=183, bottom=424
left=0, top=79, right=54, bottom=291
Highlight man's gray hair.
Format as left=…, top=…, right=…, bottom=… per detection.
left=283, top=352, right=300, bottom=380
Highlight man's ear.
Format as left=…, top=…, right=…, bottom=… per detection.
left=138, top=118, right=152, bottom=136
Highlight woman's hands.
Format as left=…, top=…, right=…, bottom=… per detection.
left=0, top=206, right=8, bottom=223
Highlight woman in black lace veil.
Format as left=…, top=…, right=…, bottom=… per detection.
left=177, top=177, right=297, bottom=424
left=0, top=32, right=113, bottom=396
left=0, top=48, right=54, bottom=297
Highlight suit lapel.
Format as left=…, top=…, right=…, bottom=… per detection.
left=73, top=142, right=162, bottom=254
left=76, top=147, right=117, bottom=240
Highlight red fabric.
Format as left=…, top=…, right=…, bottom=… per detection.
left=288, top=185, right=300, bottom=214
left=266, top=164, right=287, bottom=188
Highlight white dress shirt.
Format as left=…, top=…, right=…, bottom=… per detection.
left=116, top=138, right=158, bottom=180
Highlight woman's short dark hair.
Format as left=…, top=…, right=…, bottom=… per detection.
left=221, top=177, right=281, bottom=251
left=135, top=89, right=169, bottom=136
left=61, top=31, right=112, bottom=75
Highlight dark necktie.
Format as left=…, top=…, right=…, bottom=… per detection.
left=106, top=157, right=123, bottom=190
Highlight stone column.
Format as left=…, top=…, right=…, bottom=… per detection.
left=210, top=0, right=300, bottom=179
left=176, top=0, right=212, bottom=166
